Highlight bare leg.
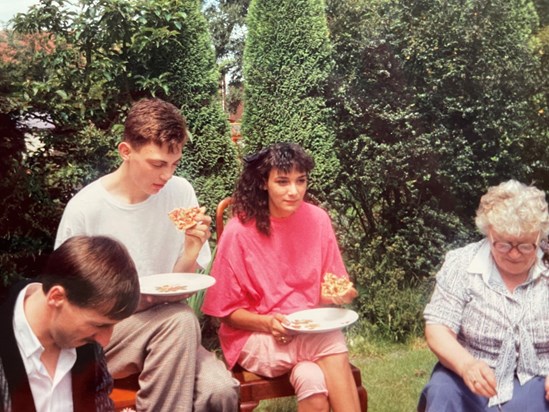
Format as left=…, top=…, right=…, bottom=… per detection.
left=298, top=394, right=330, bottom=412
left=316, top=353, right=360, bottom=412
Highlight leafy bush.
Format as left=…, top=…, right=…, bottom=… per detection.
left=326, top=0, right=545, bottom=341
left=0, top=0, right=238, bottom=286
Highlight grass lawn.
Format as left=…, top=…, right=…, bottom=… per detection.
left=255, top=332, right=437, bottom=412
left=352, top=338, right=436, bottom=412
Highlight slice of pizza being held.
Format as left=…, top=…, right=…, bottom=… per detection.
left=168, top=206, right=200, bottom=231
left=321, top=273, right=354, bottom=297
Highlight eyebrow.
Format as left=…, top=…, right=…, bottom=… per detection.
left=274, top=173, right=307, bottom=179
left=149, top=158, right=181, bottom=165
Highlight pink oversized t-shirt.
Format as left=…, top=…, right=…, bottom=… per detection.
left=202, top=202, right=348, bottom=368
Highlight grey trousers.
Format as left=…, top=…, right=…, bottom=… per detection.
left=105, top=302, right=239, bottom=412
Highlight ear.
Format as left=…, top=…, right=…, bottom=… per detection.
left=46, top=285, right=67, bottom=308
left=118, top=142, right=132, bottom=161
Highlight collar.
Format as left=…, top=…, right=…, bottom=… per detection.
left=12, top=283, right=77, bottom=366
left=467, top=238, right=547, bottom=284
left=13, top=283, right=45, bottom=362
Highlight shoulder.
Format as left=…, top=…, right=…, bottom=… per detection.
left=443, top=240, right=485, bottom=265
left=65, top=179, right=103, bottom=206
left=223, top=216, right=255, bottom=238
left=299, top=202, right=331, bottom=221
left=165, top=176, right=195, bottom=193
left=436, top=240, right=485, bottom=282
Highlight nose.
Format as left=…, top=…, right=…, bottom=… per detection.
left=160, top=168, right=175, bottom=182
left=507, top=247, right=523, bottom=259
left=94, top=325, right=114, bottom=347
left=287, top=183, right=298, bottom=196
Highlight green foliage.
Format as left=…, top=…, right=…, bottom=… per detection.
left=147, top=0, right=240, bottom=214
left=242, top=0, right=338, bottom=196
left=226, top=84, right=244, bottom=115
left=326, top=0, right=546, bottom=340
left=202, top=0, right=250, bottom=84
left=1, top=0, right=238, bottom=285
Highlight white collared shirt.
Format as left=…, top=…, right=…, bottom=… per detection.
left=12, top=283, right=77, bottom=412
left=424, top=239, right=549, bottom=407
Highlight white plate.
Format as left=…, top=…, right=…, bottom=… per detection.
left=139, top=273, right=215, bottom=296
left=283, top=308, right=359, bottom=333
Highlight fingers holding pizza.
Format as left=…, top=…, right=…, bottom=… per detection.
left=320, top=273, right=358, bottom=305
left=169, top=206, right=212, bottom=243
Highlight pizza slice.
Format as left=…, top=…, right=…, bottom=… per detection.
left=321, top=273, right=354, bottom=297
left=168, top=206, right=200, bottom=231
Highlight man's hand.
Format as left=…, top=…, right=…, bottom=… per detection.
left=135, top=292, right=195, bottom=313
left=183, top=206, right=211, bottom=253
left=174, top=206, right=212, bottom=273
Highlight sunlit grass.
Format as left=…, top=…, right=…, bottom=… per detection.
left=353, top=339, right=435, bottom=412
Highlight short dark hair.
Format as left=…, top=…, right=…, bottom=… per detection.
left=123, top=98, right=188, bottom=153
left=232, top=142, right=315, bottom=235
left=41, top=236, right=140, bottom=320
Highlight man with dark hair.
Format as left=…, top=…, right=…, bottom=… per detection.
left=0, top=235, right=140, bottom=412
left=55, top=98, right=239, bottom=411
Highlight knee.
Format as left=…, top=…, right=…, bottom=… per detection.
left=200, top=377, right=239, bottom=411
left=165, top=304, right=199, bottom=330
left=298, top=393, right=329, bottom=412
left=290, top=361, right=327, bottom=401
left=419, top=368, right=474, bottom=412
left=151, top=304, right=200, bottom=344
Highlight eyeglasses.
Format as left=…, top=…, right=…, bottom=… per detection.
left=489, top=232, right=540, bottom=254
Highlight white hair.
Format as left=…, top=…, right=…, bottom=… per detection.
left=475, top=180, right=549, bottom=236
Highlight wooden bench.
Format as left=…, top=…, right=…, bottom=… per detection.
left=111, top=374, right=139, bottom=411
left=234, top=363, right=368, bottom=412
left=111, top=363, right=368, bottom=412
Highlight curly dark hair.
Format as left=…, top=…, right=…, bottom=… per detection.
left=232, top=142, right=314, bottom=236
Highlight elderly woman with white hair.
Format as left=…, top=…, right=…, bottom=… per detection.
left=418, top=180, right=549, bottom=412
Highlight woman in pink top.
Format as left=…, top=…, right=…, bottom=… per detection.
left=202, top=143, right=361, bottom=412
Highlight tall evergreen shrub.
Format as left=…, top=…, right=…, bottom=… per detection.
left=156, top=0, right=240, bottom=215
left=241, top=0, right=338, bottom=197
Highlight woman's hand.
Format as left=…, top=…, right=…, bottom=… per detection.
left=270, top=313, right=293, bottom=344
left=320, top=286, right=358, bottom=305
left=545, top=375, right=549, bottom=400
left=461, top=358, right=498, bottom=398
left=222, top=309, right=294, bottom=344
left=425, top=324, right=499, bottom=399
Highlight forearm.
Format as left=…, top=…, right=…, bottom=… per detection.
left=173, top=253, right=199, bottom=273
left=425, top=323, right=476, bottom=378
left=222, top=308, right=279, bottom=334
left=173, top=241, right=202, bottom=273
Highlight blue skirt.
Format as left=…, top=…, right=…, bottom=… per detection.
left=418, top=363, right=549, bottom=412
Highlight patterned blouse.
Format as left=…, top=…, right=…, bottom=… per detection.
left=424, top=239, right=549, bottom=407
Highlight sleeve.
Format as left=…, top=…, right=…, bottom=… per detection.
left=320, top=212, right=348, bottom=279
left=94, top=345, right=114, bottom=412
left=423, top=248, right=469, bottom=333
left=54, top=199, right=86, bottom=249
left=202, top=220, right=254, bottom=317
